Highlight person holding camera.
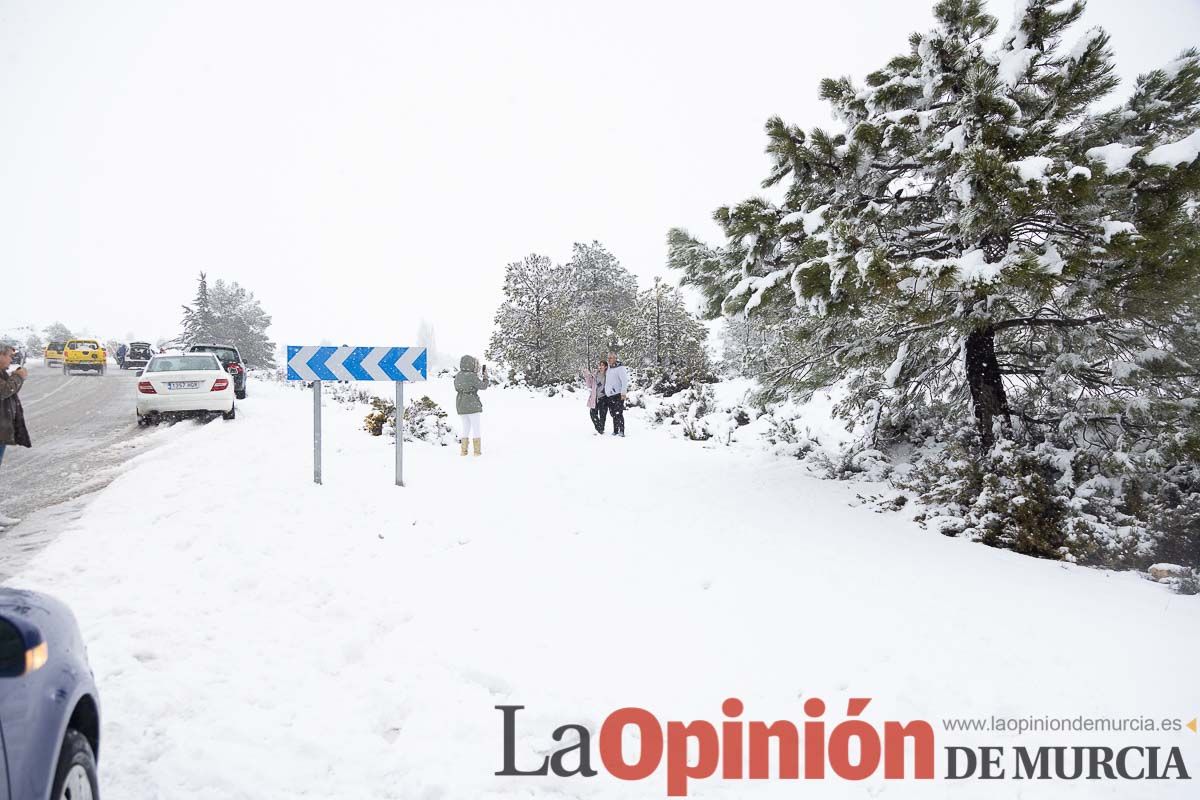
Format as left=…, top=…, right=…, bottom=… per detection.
left=0, top=344, right=31, bottom=528
left=455, top=354, right=488, bottom=456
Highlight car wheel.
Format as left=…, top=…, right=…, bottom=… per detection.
left=50, top=729, right=98, bottom=800
left=63, top=365, right=69, bottom=375
left=235, top=389, right=246, bottom=400
left=223, top=405, right=236, bottom=420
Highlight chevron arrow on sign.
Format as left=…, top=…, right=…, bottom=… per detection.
left=286, top=346, right=428, bottom=382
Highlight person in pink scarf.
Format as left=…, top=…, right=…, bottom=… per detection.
left=581, top=359, right=608, bottom=435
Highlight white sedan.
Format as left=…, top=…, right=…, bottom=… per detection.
left=136, top=353, right=236, bottom=425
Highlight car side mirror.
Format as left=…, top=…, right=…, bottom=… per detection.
left=135, top=369, right=144, bottom=377
left=0, top=615, right=47, bottom=678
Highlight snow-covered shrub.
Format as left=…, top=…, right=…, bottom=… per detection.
left=897, top=426, right=1164, bottom=567
left=364, top=395, right=452, bottom=444
left=652, top=386, right=711, bottom=436
left=623, top=389, right=647, bottom=409
left=396, top=395, right=453, bottom=446
left=760, top=414, right=820, bottom=459
left=649, top=384, right=753, bottom=445
left=329, top=384, right=374, bottom=406
left=825, top=448, right=891, bottom=482
left=363, top=398, right=396, bottom=436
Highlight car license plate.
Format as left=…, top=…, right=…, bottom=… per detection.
left=167, top=381, right=200, bottom=390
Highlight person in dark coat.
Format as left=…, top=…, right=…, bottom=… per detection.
left=0, top=344, right=31, bottom=528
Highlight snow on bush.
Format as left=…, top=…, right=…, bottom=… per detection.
left=650, top=384, right=749, bottom=444
left=397, top=395, right=454, bottom=446
left=361, top=395, right=453, bottom=445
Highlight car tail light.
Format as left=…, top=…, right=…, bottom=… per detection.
left=25, top=641, right=48, bottom=674
left=138, top=381, right=157, bottom=394
left=212, top=378, right=229, bottom=391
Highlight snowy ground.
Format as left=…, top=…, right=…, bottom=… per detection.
left=9, top=377, right=1199, bottom=799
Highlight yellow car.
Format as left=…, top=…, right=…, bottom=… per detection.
left=63, top=339, right=108, bottom=375
left=44, top=341, right=66, bottom=366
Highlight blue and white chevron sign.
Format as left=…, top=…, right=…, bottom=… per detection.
left=286, top=346, right=427, bottom=382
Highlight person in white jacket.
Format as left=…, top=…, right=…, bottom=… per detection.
left=599, top=351, right=630, bottom=437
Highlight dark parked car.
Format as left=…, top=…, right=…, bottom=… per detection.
left=0, top=588, right=100, bottom=800
left=186, top=343, right=248, bottom=399
left=119, top=341, right=154, bottom=371
left=8, top=346, right=25, bottom=367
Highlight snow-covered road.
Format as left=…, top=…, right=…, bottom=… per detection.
left=9, top=378, right=1199, bottom=798
left=1, top=361, right=180, bottom=579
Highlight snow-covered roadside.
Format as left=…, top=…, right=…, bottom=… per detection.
left=10, top=379, right=1200, bottom=798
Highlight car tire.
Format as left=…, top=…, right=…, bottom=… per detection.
left=63, top=365, right=69, bottom=375
left=223, top=405, right=236, bottom=421
left=50, top=728, right=99, bottom=800
left=235, top=389, right=246, bottom=400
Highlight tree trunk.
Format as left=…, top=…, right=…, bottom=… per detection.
left=965, top=326, right=1011, bottom=447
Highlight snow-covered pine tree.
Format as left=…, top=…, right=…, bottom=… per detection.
left=24, top=332, right=44, bottom=353
left=178, top=272, right=218, bottom=344
left=207, top=279, right=277, bottom=368
left=624, top=277, right=713, bottom=393
left=672, top=0, right=1198, bottom=445
left=563, top=241, right=638, bottom=368
left=486, top=254, right=573, bottom=385
left=670, top=0, right=1200, bottom=569
left=176, top=274, right=276, bottom=366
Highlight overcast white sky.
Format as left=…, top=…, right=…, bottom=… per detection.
left=2, top=0, right=1197, bottom=359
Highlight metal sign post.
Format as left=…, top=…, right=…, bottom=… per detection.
left=313, top=380, right=323, bottom=485
left=395, top=381, right=405, bottom=486
left=286, top=345, right=427, bottom=486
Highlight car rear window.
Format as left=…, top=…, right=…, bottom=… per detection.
left=67, top=341, right=98, bottom=351
left=48, top=341, right=65, bottom=350
left=147, top=355, right=220, bottom=372
left=190, top=346, right=240, bottom=363
left=0, top=619, right=22, bottom=667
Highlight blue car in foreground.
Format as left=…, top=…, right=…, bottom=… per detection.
left=0, top=589, right=100, bottom=800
